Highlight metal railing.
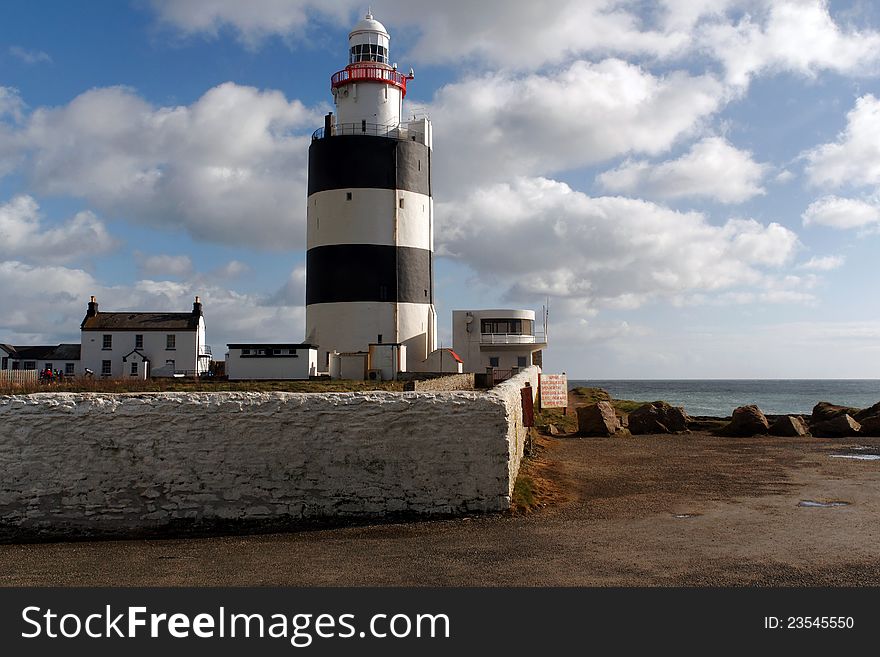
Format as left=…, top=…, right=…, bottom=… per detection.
left=200, top=345, right=212, bottom=356
left=480, top=332, right=547, bottom=345
left=312, top=121, right=422, bottom=142
left=331, top=65, right=410, bottom=96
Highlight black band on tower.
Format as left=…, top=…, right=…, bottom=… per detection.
left=306, top=244, right=433, bottom=305
left=308, top=135, right=431, bottom=196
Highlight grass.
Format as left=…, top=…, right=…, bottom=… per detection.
left=570, top=386, right=645, bottom=413
left=535, top=386, right=649, bottom=435
left=511, top=476, right=537, bottom=513
left=0, top=378, right=407, bottom=396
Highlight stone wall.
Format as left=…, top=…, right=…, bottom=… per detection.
left=0, top=367, right=538, bottom=539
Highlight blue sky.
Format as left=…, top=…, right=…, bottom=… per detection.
left=2, top=0, right=880, bottom=378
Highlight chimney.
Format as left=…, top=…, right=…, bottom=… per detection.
left=192, top=295, right=203, bottom=317
left=87, top=295, right=98, bottom=318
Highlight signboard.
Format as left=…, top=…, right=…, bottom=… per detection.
left=539, top=374, right=568, bottom=409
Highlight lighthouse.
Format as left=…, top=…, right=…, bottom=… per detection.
left=306, top=12, right=436, bottom=370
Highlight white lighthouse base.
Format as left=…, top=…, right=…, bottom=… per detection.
left=307, top=301, right=435, bottom=372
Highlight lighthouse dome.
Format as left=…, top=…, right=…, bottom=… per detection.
left=348, top=12, right=390, bottom=65
left=350, top=13, right=389, bottom=37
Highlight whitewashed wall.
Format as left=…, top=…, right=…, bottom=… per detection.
left=0, top=368, right=538, bottom=538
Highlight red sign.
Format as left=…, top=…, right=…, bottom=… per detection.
left=540, top=374, right=568, bottom=409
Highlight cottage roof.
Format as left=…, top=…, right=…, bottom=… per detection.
left=5, top=344, right=81, bottom=360
left=81, top=312, right=200, bottom=331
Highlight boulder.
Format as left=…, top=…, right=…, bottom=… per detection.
left=768, top=415, right=810, bottom=437
left=811, top=401, right=862, bottom=425
left=546, top=423, right=561, bottom=436
left=857, top=415, right=880, bottom=436
left=721, top=405, right=769, bottom=436
left=576, top=402, right=622, bottom=437
left=853, top=401, right=880, bottom=422
left=628, top=401, right=690, bottom=435
left=812, top=414, right=861, bottom=438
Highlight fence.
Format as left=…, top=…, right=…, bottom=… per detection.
left=0, top=370, right=38, bottom=384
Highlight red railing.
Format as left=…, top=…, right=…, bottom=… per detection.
left=331, top=66, right=411, bottom=97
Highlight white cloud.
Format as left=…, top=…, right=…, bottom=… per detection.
left=149, top=0, right=353, bottom=47
left=0, top=87, right=24, bottom=121
left=211, top=260, right=250, bottom=279
left=700, top=0, right=880, bottom=87
left=437, top=176, right=802, bottom=310
left=425, top=59, right=726, bottom=191
left=597, top=136, right=767, bottom=203
left=146, top=0, right=880, bottom=87
left=799, top=254, right=845, bottom=271
left=0, top=195, right=117, bottom=263
left=0, top=259, right=305, bottom=349
left=8, top=46, right=52, bottom=65
left=803, top=94, right=880, bottom=189
left=148, top=0, right=702, bottom=66
left=4, top=83, right=322, bottom=249
left=0, top=87, right=24, bottom=176
left=388, top=0, right=691, bottom=69
left=134, top=252, right=194, bottom=279
left=802, top=195, right=880, bottom=229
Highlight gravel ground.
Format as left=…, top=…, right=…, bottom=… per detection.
left=2, top=429, right=880, bottom=586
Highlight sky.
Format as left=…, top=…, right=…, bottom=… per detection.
left=2, top=0, right=880, bottom=379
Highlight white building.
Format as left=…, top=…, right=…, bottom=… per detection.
left=452, top=309, right=548, bottom=375
left=0, top=343, right=82, bottom=376
left=80, top=296, right=211, bottom=378
left=226, top=344, right=318, bottom=380
left=305, top=13, right=437, bottom=371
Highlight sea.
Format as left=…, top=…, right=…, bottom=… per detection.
left=567, top=379, right=880, bottom=417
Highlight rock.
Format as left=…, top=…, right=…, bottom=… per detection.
left=812, top=414, right=861, bottom=438
left=853, top=401, right=880, bottom=422
left=546, top=423, right=561, bottom=436
left=857, top=415, right=880, bottom=436
left=628, top=401, right=690, bottom=435
left=811, top=401, right=862, bottom=425
left=721, top=405, right=769, bottom=436
left=576, top=402, right=622, bottom=437
left=768, top=415, right=810, bottom=437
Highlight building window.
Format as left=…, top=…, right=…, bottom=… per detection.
left=44, top=363, right=53, bottom=373
left=101, top=360, right=111, bottom=376
left=102, top=334, right=112, bottom=350
left=288, top=349, right=296, bottom=355
left=23, top=361, right=36, bottom=370
left=166, top=334, right=176, bottom=350
left=481, top=319, right=524, bottom=334
left=12, top=361, right=20, bottom=370
left=1, top=357, right=7, bottom=370
left=517, top=356, right=527, bottom=368
left=272, top=349, right=281, bottom=355
left=131, top=361, right=138, bottom=376
left=489, top=357, right=499, bottom=368
left=346, top=192, right=352, bottom=201
left=65, top=363, right=75, bottom=376
left=241, top=348, right=251, bottom=355
left=135, top=334, right=143, bottom=349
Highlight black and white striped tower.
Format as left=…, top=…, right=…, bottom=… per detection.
left=306, top=12, right=436, bottom=368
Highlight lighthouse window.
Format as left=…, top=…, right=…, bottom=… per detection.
left=346, top=192, right=352, bottom=201
left=399, top=197, right=405, bottom=209
left=349, top=44, right=388, bottom=64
